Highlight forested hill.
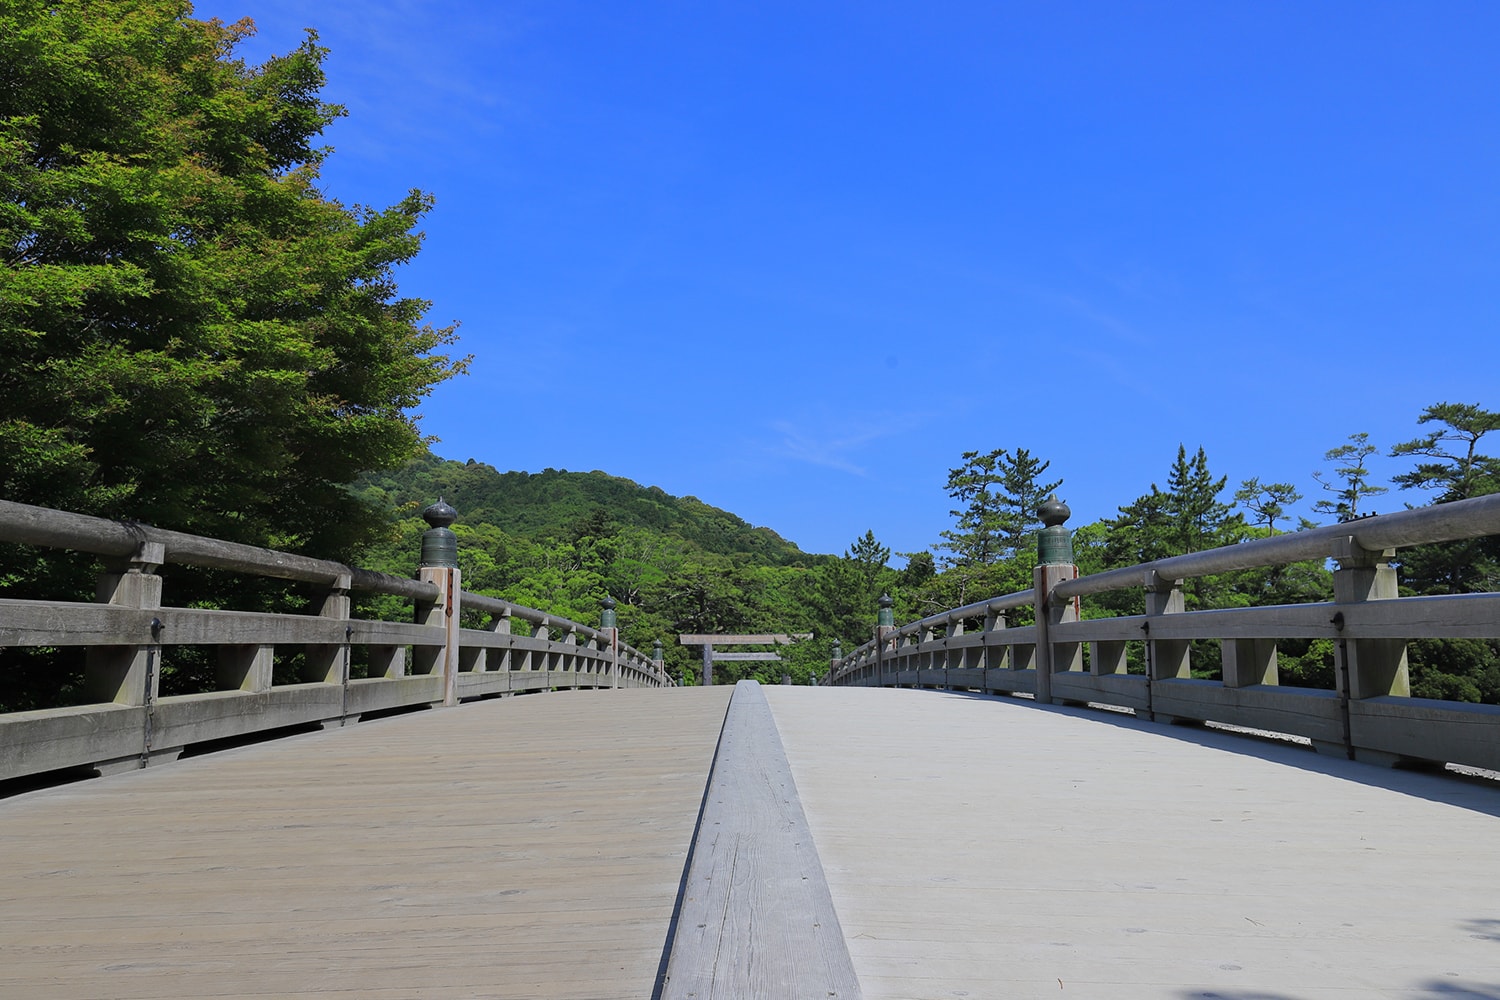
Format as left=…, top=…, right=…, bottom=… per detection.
left=354, top=450, right=817, bottom=566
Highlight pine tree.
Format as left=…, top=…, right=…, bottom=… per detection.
left=1389, top=402, right=1500, bottom=503
left=1165, top=445, right=1237, bottom=553
left=994, top=448, right=1063, bottom=552
left=1312, top=433, right=1387, bottom=521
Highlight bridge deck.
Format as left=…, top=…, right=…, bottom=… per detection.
left=4, top=685, right=1499, bottom=999
left=0, top=687, right=732, bottom=1000
left=766, top=686, right=1500, bottom=1000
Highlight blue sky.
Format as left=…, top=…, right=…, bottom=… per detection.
left=194, top=1, right=1500, bottom=559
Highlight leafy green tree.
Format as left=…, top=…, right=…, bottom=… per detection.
left=817, top=530, right=896, bottom=650
left=1312, top=433, right=1387, bottom=522
left=0, top=2, right=464, bottom=558
left=1234, top=477, right=1302, bottom=535
left=937, top=448, right=1007, bottom=572
left=846, top=529, right=891, bottom=591
left=1165, top=445, right=1240, bottom=554
left=1105, top=484, right=1174, bottom=567
left=994, top=448, right=1062, bottom=552
left=1101, top=447, right=1249, bottom=647
left=1389, top=402, right=1500, bottom=502
left=1390, top=402, right=1500, bottom=598
left=935, top=446, right=1061, bottom=605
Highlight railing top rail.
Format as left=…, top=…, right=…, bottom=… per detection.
left=894, top=590, right=1033, bottom=640
left=0, top=498, right=436, bottom=601
left=833, top=493, right=1500, bottom=677
left=0, top=500, right=663, bottom=669
left=1054, top=491, right=1500, bottom=600
left=461, top=591, right=656, bottom=664
left=836, top=588, right=1033, bottom=665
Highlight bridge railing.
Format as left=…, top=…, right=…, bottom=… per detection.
left=830, top=492, right=1500, bottom=772
left=0, top=499, right=670, bottom=782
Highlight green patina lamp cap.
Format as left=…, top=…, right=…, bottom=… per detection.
left=1038, top=494, right=1071, bottom=527
left=422, top=497, right=458, bottom=529
left=878, top=593, right=895, bottom=608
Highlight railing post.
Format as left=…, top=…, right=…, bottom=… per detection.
left=534, top=618, right=549, bottom=679
left=414, top=499, right=462, bottom=707
left=218, top=643, right=274, bottom=692
left=653, top=639, right=665, bottom=686
left=86, top=539, right=165, bottom=705
left=829, top=640, right=842, bottom=687
left=944, top=619, right=963, bottom=686
left=1032, top=496, right=1079, bottom=705
left=563, top=625, right=578, bottom=686
left=876, top=593, right=894, bottom=687
left=1330, top=538, right=1410, bottom=700
left=601, top=597, right=619, bottom=689
left=1143, top=570, right=1190, bottom=721
left=302, top=573, right=352, bottom=684
left=1222, top=639, right=1278, bottom=688
left=981, top=607, right=1009, bottom=692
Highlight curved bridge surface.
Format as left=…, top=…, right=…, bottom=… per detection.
left=5, top=683, right=1498, bottom=999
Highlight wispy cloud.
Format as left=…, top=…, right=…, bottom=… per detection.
left=763, top=413, right=932, bottom=476
left=1034, top=288, right=1153, bottom=347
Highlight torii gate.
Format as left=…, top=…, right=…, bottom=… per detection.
left=678, top=632, right=811, bottom=686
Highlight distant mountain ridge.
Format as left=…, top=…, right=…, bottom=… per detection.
left=355, top=449, right=819, bottom=565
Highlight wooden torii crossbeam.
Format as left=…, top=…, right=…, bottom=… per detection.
left=678, top=633, right=812, bottom=686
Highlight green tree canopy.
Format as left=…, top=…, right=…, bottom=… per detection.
left=1389, top=402, right=1500, bottom=503
left=935, top=446, right=1061, bottom=606
left=1312, top=433, right=1387, bottom=522
left=0, top=1, right=465, bottom=557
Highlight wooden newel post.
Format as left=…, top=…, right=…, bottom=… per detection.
left=302, top=573, right=351, bottom=686
left=1032, top=495, right=1079, bottom=706
left=1330, top=537, right=1410, bottom=700
left=600, top=597, right=619, bottom=689
left=416, top=499, right=462, bottom=707
left=875, top=594, right=894, bottom=687
left=86, top=539, right=165, bottom=705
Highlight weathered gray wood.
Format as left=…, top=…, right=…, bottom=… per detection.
left=1, top=687, right=734, bottom=1000
left=1350, top=696, right=1500, bottom=770
left=711, top=651, right=783, bottom=661
left=1051, top=671, right=1149, bottom=711
left=0, top=498, right=434, bottom=598
left=0, top=601, right=447, bottom=648
left=888, top=589, right=1033, bottom=639
left=1151, top=680, right=1345, bottom=742
left=663, top=681, right=862, bottom=1000
left=769, top=686, right=1500, bottom=1000
left=1054, top=594, right=1500, bottom=644
left=1055, top=491, right=1500, bottom=599
left=152, top=685, right=346, bottom=748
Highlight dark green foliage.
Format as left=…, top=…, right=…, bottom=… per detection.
left=1407, top=639, right=1500, bottom=704
left=1389, top=402, right=1500, bottom=503
left=1234, top=478, right=1302, bottom=535
left=934, top=446, right=1060, bottom=607
left=0, top=1, right=465, bottom=559
left=0, top=1, right=460, bottom=711
left=357, top=452, right=808, bottom=567
left=1312, top=433, right=1387, bottom=521
left=353, top=451, right=855, bottom=685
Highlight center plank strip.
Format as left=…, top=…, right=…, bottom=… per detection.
left=662, top=680, right=862, bottom=999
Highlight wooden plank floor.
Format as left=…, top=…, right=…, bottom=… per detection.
left=765, top=686, right=1500, bottom=1000
left=0, top=686, right=732, bottom=1000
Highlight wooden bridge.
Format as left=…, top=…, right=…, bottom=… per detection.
left=4, top=497, right=1500, bottom=997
